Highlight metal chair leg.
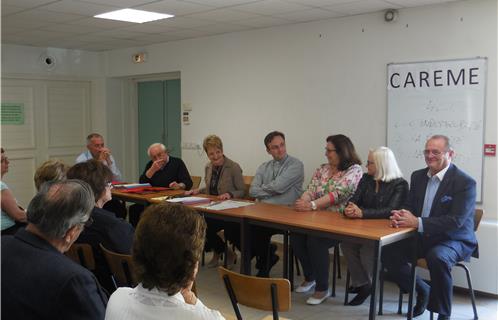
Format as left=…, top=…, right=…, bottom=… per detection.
left=457, top=262, right=479, bottom=319
left=344, top=270, right=351, bottom=305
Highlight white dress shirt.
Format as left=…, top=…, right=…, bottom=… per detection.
left=105, top=284, right=225, bottom=320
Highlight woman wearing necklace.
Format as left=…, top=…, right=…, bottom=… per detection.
left=292, top=134, right=363, bottom=305
left=186, top=135, right=245, bottom=268
left=342, top=146, right=408, bottom=306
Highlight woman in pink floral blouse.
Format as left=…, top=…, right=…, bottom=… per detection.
left=292, top=134, right=363, bottom=305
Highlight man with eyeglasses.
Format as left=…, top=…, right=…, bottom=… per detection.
left=383, top=135, right=477, bottom=320
left=249, top=131, right=304, bottom=277
left=1, top=180, right=107, bottom=319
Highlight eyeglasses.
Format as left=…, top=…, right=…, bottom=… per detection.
left=423, top=149, right=445, bottom=156
left=325, top=148, right=337, bottom=153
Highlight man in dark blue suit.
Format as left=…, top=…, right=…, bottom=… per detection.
left=383, top=135, right=477, bottom=320
left=1, top=180, right=108, bottom=320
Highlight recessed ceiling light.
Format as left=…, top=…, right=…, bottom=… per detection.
left=94, top=8, right=174, bottom=24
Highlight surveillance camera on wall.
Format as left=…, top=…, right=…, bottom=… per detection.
left=384, top=9, right=398, bottom=22
left=39, top=53, right=57, bottom=70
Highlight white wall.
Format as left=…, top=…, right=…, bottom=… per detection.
left=105, top=0, right=498, bottom=294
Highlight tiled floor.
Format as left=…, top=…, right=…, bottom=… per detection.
left=196, top=252, right=498, bottom=320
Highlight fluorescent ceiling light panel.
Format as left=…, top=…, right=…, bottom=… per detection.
left=95, top=9, right=174, bottom=24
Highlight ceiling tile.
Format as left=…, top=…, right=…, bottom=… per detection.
left=76, top=0, right=158, bottom=7
left=122, top=23, right=181, bottom=33
left=323, top=0, right=400, bottom=15
left=2, top=5, right=28, bottom=16
left=193, top=22, right=249, bottom=33
left=236, top=15, right=294, bottom=28
left=42, top=0, right=120, bottom=16
left=183, top=0, right=262, bottom=8
left=1, top=16, right=53, bottom=29
left=96, top=29, right=151, bottom=39
left=385, top=0, right=447, bottom=7
left=284, top=0, right=359, bottom=7
left=39, top=23, right=104, bottom=34
left=7, top=9, right=87, bottom=23
left=275, top=7, right=345, bottom=21
left=150, top=16, right=214, bottom=28
left=67, top=17, right=136, bottom=28
left=233, top=0, right=312, bottom=15
left=134, top=0, right=213, bottom=16
left=184, top=8, right=263, bottom=22
left=1, top=0, right=59, bottom=9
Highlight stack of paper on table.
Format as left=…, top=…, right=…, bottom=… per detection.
left=195, top=200, right=254, bottom=210
left=166, top=196, right=211, bottom=205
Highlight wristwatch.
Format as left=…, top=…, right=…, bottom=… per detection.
left=311, top=201, right=317, bottom=211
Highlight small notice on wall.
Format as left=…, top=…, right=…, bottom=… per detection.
left=1, top=103, right=24, bottom=125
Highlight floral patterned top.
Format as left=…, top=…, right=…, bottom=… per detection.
left=306, top=164, right=363, bottom=212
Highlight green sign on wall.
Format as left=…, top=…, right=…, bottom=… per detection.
left=1, top=103, right=24, bottom=125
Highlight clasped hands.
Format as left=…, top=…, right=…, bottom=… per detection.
left=389, top=209, right=418, bottom=228
left=97, top=148, right=112, bottom=165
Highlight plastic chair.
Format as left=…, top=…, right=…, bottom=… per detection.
left=99, top=243, right=137, bottom=289
left=243, top=175, right=254, bottom=200
left=66, top=243, right=95, bottom=271
left=378, top=208, right=483, bottom=319
left=219, top=266, right=291, bottom=320
left=191, top=175, right=202, bottom=189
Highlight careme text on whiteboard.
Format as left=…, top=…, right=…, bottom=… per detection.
left=387, top=58, right=486, bottom=201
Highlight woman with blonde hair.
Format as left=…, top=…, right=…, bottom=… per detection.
left=34, top=159, right=69, bottom=190
left=186, top=134, right=245, bottom=268
left=342, top=146, right=408, bottom=306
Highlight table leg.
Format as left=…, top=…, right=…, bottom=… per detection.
left=407, top=239, right=418, bottom=320
left=369, top=241, right=381, bottom=320
left=240, top=219, right=251, bottom=275
left=283, top=232, right=289, bottom=279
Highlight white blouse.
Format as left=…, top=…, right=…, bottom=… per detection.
left=105, top=283, right=225, bottom=320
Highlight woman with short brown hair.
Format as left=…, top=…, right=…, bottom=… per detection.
left=105, top=203, right=224, bottom=320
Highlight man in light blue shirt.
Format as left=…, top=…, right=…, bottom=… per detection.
left=249, top=131, right=304, bottom=277
left=76, top=133, right=122, bottom=181
left=76, top=133, right=126, bottom=219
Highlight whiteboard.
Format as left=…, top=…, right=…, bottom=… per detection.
left=387, top=58, right=486, bottom=201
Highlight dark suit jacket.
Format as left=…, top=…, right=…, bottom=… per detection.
left=76, top=207, right=135, bottom=292
left=201, top=156, right=245, bottom=198
left=406, top=164, right=477, bottom=247
left=1, top=228, right=107, bottom=320
left=139, top=156, right=193, bottom=190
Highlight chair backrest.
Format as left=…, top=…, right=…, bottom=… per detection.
left=243, top=175, right=254, bottom=200
left=218, top=266, right=290, bottom=317
left=191, top=175, right=202, bottom=189
left=99, top=243, right=137, bottom=287
left=66, top=243, right=95, bottom=270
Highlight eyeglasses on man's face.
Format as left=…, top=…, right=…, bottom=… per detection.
left=423, top=149, right=447, bottom=156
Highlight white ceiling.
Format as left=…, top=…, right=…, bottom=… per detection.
left=2, top=0, right=459, bottom=52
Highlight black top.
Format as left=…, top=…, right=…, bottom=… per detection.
left=1, top=228, right=107, bottom=320
left=209, top=166, right=223, bottom=195
left=139, top=156, right=193, bottom=190
left=77, top=207, right=134, bottom=293
left=349, top=173, right=408, bottom=219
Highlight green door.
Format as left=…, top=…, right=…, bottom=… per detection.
left=137, top=79, right=181, bottom=172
